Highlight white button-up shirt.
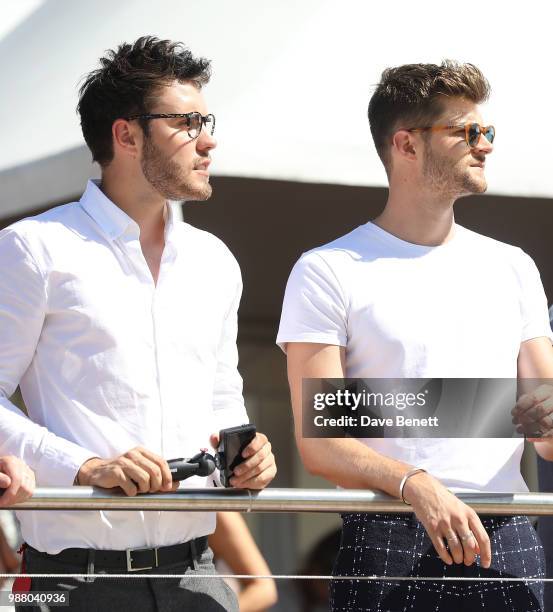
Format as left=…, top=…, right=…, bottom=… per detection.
left=0, top=179, right=248, bottom=553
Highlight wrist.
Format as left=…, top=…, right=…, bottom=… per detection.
left=75, top=457, right=103, bottom=486
left=400, top=467, right=429, bottom=505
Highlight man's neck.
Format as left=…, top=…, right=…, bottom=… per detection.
left=99, top=171, right=167, bottom=285
left=99, top=169, right=166, bottom=246
left=373, top=183, right=457, bottom=246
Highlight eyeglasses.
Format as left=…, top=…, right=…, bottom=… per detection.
left=124, top=112, right=216, bottom=141
left=406, top=123, right=495, bottom=148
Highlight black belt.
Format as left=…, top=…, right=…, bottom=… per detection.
left=26, top=536, right=209, bottom=573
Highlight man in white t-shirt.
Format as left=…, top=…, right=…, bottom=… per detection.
left=277, top=61, right=553, bottom=611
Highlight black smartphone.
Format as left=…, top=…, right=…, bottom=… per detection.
left=217, top=424, right=257, bottom=487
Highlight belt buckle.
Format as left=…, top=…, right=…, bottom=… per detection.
left=126, top=546, right=159, bottom=572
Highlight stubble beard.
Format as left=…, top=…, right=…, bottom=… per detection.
left=141, top=136, right=212, bottom=202
left=422, top=144, right=487, bottom=199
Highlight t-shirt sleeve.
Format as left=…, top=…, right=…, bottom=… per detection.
left=276, top=251, right=348, bottom=353
left=517, top=250, right=553, bottom=343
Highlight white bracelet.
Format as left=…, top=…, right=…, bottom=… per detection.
left=399, top=467, right=427, bottom=505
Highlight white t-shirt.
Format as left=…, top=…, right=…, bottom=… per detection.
left=277, top=222, right=553, bottom=492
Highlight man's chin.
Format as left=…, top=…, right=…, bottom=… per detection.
left=186, top=185, right=213, bottom=202
left=163, top=184, right=212, bottom=203
left=459, top=176, right=487, bottom=197
left=471, top=180, right=488, bottom=195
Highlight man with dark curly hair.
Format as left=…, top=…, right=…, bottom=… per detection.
left=0, top=36, right=276, bottom=611
left=278, top=61, right=553, bottom=611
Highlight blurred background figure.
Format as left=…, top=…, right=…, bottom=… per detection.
left=0, top=456, right=35, bottom=509
left=0, top=517, right=19, bottom=588
left=537, top=305, right=553, bottom=610
left=296, top=529, right=341, bottom=612
left=210, top=512, right=278, bottom=611
left=0, top=455, right=34, bottom=605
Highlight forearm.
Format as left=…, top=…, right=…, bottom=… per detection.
left=0, top=396, right=97, bottom=486
left=298, top=436, right=415, bottom=498
left=288, top=343, right=416, bottom=497
left=238, top=580, right=278, bottom=612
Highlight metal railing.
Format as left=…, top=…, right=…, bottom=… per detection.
left=9, top=487, right=553, bottom=515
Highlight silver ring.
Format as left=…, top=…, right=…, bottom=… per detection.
left=459, top=531, right=474, bottom=542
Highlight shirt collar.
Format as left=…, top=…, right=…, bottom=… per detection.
left=79, top=179, right=138, bottom=240
left=79, top=179, right=179, bottom=247
left=164, top=201, right=177, bottom=244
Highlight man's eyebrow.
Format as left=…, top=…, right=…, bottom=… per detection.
left=150, top=110, right=190, bottom=115
left=450, top=111, right=483, bottom=123
left=441, top=114, right=470, bottom=124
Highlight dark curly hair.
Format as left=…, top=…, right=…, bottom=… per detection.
left=77, top=36, right=211, bottom=166
left=368, top=60, right=490, bottom=172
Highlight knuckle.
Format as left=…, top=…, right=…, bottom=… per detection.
left=138, top=470, right=150, bottom=484
left=450, top=514, right=464, bottom=527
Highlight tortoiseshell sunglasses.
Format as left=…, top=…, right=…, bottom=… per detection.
left=406, top=123, right=495, bottom=148
left=124, top=112, right=215, bottom=141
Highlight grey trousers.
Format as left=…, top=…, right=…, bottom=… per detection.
left=16, top=544, right=238, bottom=612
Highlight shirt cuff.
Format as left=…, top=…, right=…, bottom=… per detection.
left=35, top=440, right=99, bottom=487
left=213, top=406, right=249, bottom=434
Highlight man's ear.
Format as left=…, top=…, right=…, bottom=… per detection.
left=112, top=119, right=141, bottom=159
left=391, top=129, right=418, bottom=162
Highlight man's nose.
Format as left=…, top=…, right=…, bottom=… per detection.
left=197, top=129, right=217, bottom=152
left=473, top=132, right=493, bottom=154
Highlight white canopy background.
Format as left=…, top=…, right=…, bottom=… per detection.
left=1, top=0, right=551, bottom=218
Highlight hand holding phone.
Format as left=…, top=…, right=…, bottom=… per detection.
left=216, top=424, right=257, bottom=487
